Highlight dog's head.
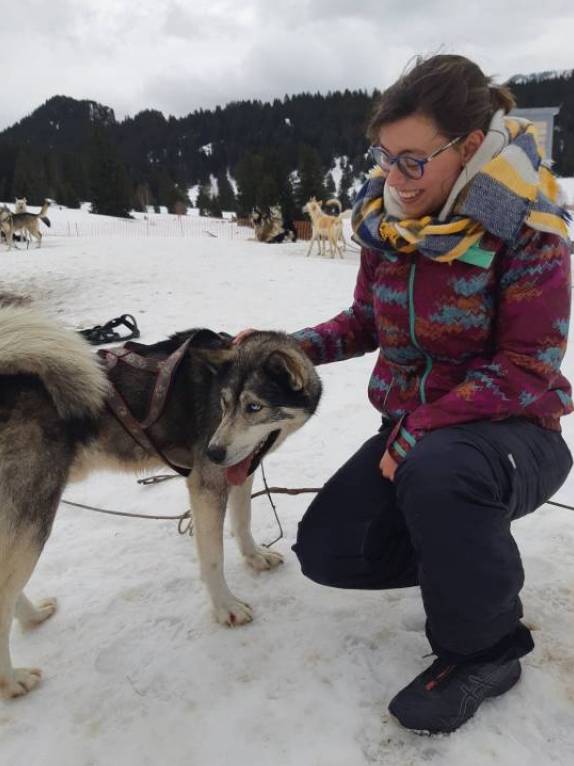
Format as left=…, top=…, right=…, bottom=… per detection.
left=14, top=198, right=27, bottom=213
left=302, top=197, right=322, bottom=216
left=269, top=205, right=283, bottom=222
left=206, top=332, right=322, bottom=485
left=250, top=207, right=264, bottom=226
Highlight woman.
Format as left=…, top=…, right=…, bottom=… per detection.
left=238, top=55, right=573, bottom=733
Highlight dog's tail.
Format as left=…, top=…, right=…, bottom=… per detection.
left=41, top=216, right=51, bottom=227
left=0, top=306, right=108, bottom=419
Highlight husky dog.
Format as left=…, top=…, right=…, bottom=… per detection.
left=323, top=198, right=342, bottom=216
left=0, top=200, right=51, bottom=250
left=0, top=306, right=321, bottom=698
left=250, top=205, right=297, bottom=244
left=9, top=200, right=28, bottom=245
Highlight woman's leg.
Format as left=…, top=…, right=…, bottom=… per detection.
left=292, top=430, right=418, bottom=590
left=394, top=418, right=572, bottom=661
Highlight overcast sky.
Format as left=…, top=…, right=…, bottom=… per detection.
left=2, top=0, right=573, bottom=131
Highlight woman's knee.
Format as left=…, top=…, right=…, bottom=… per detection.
left=394, top=430, right=506, bottom=524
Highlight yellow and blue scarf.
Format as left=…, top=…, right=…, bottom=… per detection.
left=351, top=110, right=570, bottom=268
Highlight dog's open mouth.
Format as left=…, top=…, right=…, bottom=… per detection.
left=225, top=430, right=280, bottom=486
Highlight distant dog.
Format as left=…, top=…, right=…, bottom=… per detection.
left=303, top=197, right=344, bottom=258
left=12, top=199, right=28, bottom=245
left=322, top=198, right=349, bottom=250
left=0, top=200, right=51, bottom=250
left=323, top=198, right=342, bottom=216
left=250, top=205, right=297, bottom=243
left=0, top=306, right=321, bottom=697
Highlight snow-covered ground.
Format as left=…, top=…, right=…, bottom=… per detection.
left=0, top=206, right=573, bottom=765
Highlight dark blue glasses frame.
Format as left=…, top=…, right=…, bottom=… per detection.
left=369, top=136, right=462, bottom=180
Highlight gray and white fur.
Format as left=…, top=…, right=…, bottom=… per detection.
left=0, top=306, right=321, bottom=698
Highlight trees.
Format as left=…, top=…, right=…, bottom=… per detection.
left=196, top=183, right=213, bottom=216
left=2, top=75, right=571, bottom=212
left=294, top=145, right=326, bottom=207
left=88, top=127, right=133, bottom=217
left=216, top=171, right=237, bottom=212
left=12, top=148, right=49, bottom=204
left=339, top=158, right=355, bottom=209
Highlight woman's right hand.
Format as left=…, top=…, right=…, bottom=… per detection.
left=232, top=328, right=258, bottom=345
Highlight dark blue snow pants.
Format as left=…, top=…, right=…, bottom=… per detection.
left=292, top=418, right=572, bottom=662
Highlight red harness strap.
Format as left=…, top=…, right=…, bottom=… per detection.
left=97, top=339, right=193, bottom=477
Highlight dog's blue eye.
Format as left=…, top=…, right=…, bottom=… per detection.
left=246, top=403, right=263, bottom=413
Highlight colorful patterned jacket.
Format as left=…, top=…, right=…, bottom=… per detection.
left=292, top=226, right=573, bottom=463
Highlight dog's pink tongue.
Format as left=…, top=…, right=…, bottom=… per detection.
left=225, top=454, right=254, bottom=486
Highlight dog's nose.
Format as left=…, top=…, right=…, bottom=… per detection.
left=206, top=445, right=227, bottom=464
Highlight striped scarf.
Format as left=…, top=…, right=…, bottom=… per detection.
left=351, top=110, right=570, bottom=268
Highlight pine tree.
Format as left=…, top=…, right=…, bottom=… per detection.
left=12, top=148, right=49, bottom=204
left=196, top=183, right=212, bottom=216
left=257, top=174, right=280, bottom=208
left=59, top=182, right=80, bottom=209
left=235, top=153, right=264, bottom=216
left=217, top=171, right=236, bottom=212
left=324, top=171, right=336, bottom=198
left=294, top=145, right=326, bottom=208
left=89, top=128, right=133, bottom=217
left=167, top=183, right=189, bottom=214
left=339, top=159, right=355, bottom=209
left=134, top=182, right=153, bottom=212
left=207, top=194, right=223, bottom=218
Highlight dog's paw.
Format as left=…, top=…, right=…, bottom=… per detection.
left=214, top=598, right=253, bottom=627
left=20, top=598, right=58, bottom=629
left=0, top=668, right=42, bottom=698
left=245, top=547, right=284, bottom=572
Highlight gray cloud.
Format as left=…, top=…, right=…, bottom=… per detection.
left=1, top=0, right=573, bottom=129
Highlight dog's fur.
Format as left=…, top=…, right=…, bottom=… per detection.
left=0, top=200, right=51, bottom=250
left=250, top=205, right=297, bottom=243
left=14, top=198, right=27, bottom=214
left=303, top=197, right=344, bottom=258
left=323, top=198, right=349, bottom=251
left=0, top=306, right=321, bottom=698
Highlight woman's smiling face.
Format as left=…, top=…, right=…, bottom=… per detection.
left=376, top=113, right=468, bottom=218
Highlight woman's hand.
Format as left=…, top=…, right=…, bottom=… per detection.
left=379, top=449, right=398, bottom=481
left=232, top=328, right=257, bottom=345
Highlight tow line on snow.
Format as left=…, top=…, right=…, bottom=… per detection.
left=61, top=463, right=323, bottom=547
left=61, top=467, right=574, bottom=547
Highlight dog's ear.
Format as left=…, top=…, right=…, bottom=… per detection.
left=192, top=346, right=235, bottom=376
left=265, top=349, right=306, bottom=391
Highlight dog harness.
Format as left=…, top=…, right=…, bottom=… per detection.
left=97, top=339, right=193, bottom=477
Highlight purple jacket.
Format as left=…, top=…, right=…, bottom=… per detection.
left=292, top=226, right=573, bottom=463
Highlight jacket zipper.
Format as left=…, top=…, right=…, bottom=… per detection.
left=407, top=260, right=433, bottom=405
left=382, top=374, right=395, bottom=411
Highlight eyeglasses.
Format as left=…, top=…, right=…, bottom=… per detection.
left=368, top=136, right=463, bottom=180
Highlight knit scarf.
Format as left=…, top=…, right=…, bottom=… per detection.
left=351, top=110, right=570, bottom=268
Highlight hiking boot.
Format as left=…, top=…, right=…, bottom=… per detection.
left=388, top=655, right=522, bottom=734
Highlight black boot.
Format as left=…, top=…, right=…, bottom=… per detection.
left=388, top=655, right=522, bottom=734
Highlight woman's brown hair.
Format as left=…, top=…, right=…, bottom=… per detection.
left=367, top=54, right=516, bottom=142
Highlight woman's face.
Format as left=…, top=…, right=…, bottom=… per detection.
left=376, top=113, right=469, bottom=218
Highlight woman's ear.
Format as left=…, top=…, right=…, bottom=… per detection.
left=460, top=129, right=485, bottom=165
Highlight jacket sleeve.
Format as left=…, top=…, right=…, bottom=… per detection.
left=388, top=228, right=573, bottom=463
left=291, top=248, right=379, bottom=365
